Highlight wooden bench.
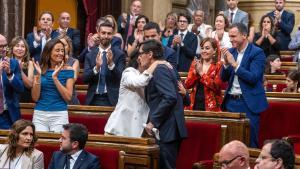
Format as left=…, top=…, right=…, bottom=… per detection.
left=20, top=103, right=249, bottom=146
left=0, top=130, right=159, bottom=169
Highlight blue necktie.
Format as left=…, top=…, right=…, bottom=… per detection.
left=98, top=51, right=107, bottom=94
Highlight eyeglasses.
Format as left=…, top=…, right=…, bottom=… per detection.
left=0, top=44, right=7, bottom=48
left=219, top=155, right=243, bottom=168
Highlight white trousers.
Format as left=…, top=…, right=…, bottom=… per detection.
left=33, top=110, right=69, bottom=133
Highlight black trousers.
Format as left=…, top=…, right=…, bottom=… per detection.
left=90, top=94, right=112, bottom=106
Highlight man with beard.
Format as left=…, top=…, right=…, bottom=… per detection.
left=267, top=0, right=295, bottom=50
left=83, top=21, right=125, bottom=106
left=141, top=39, right=187, bottom=169
left=48, top=123, right=100, bottom=169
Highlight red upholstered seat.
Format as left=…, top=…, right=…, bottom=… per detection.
left=266, top=83, right=287, bottom=92
left=69, top=114, right=109, bottom=134
left=36, top=142, right=119, bottom=169
left=285, top=135, right=300, bottom=155
left=77, top=92, right=87, bottom=105
left=76, top=75, right=84, bottom=85
left=259, top=101, right=300, bottom=148
left=21, top=113, right=33, bottom=121
left=176, top=121, right=222, bottom=169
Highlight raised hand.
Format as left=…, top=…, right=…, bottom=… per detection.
left=32, top=58, right=42, bottom=75
left=33, top=26, right=41, bottom=43
left=2, top=57, right=11, bottom=75
left=96, top=51, right=103, bottom=70
left=195, top=59, right=203, bottom=76
left=52, top=61, right=64, bottom=79
left=107, top=49, right=114, bottom=66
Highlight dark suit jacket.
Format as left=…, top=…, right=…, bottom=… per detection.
left=26, top=31, right=60, bottom=62
left=171, top=31, right=197, bottom=72
left=48, top=150, right=100, bottom=169
left=65, top=27, right=81, bottom=55
left=0, top=58, right=24, bottom=128
left=117, top=14, right=131, bottom=44
left=267, top=10, right=295, bottom=50
left=163, top=46, right=177, bottom=69
left=221, top=43, right=268, bottom=114
left=83, top=47, right=125, bottom=106
left=145, top=65, right=187, bottom=143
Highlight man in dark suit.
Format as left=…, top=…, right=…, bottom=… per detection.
left=223, top=0, right=249, bottom=28
left=142, top=40, right=187, bottom=169
left=171, top=13, right=197, bottom=72
left=117, top=0, right=142, bottom=46
left=57, top=11, right=81, bottom=55
left=143, top=22, right=177, bottom=69
left=48, top=123, right=100, bottom=169
left=83, top=21, right=125, bottom=106
left=220, top=23, right=268, bottom=148
left=26, top=11, right=59, bottom=62
left=0, top=34, right=24, bottom=129
left=267, top=0, right=295, bottom=50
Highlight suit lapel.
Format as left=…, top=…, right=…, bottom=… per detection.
left=73, top=151, right=87, bottom=169
left=234, top=10, right=240, bottom=22
left=240, top=44, right=251, bottom=67
left=57, top=153, right=67, bottom=169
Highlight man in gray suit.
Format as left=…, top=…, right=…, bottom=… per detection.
left=222, top=0, right=249, bottom=28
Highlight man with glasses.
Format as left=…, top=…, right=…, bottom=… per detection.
left=172, top=13, right=197, bottom=72
left=0, top=34, right=24, bottom=129
left=141, top=39, right=187, bottom=169
left=255, top=139, right=295, bottom=169
left=218, top=140, right=250, bottom=169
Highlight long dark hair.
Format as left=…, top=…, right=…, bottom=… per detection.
left=127, top=48, right=139, bottom=69
left=7, top=120, right=38, bottom=159
left=40, top=38, right=66, bottom=74
left=265, top=54, right=280, bottom=74
left=259, top=15, right=275, bottom=35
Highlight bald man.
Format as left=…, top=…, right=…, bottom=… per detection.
left=57, top=11, right=81, bottom=55
left=218, top=140, right=250, bottom=169
left=0, top=34, right=24, bottom=129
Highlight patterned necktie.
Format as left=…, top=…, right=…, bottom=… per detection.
left=97, top=51, right=107, bottom=94
left=126, top=16, right=135, bottom=44
left=0, top=72, right=4, bottom=114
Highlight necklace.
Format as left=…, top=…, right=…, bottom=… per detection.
left=9, top=151, right=24, bottom=169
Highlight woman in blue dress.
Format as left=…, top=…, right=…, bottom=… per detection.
left=31, top=38, right=74, bottom=132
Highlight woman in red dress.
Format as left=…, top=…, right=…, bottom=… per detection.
left=185, top=37, right=222, bottom=111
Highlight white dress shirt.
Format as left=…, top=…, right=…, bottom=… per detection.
left=228, top=8, right=238, bottom=23
left=229, top=43, right=249, bottom=95
left=64, top=150, right=83, bottom=169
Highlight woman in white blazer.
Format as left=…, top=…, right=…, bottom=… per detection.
left=0, top=119, right=44, bottom=169
left=104, top=49, right=171, bottom=137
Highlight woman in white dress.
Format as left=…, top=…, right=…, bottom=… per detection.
left=104, top=49, right=170, bottom=137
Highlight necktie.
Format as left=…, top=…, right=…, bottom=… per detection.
left=0, top=72, right=4, bottom=114
left=65, top=155, right=72, bottom=169
left=230, top=12, right=234, bottom=24
left=126, top=16, right=135, bottom=44
left=97, top=51, right=107, bottom=94
left=180, top=33, right=184, bottom=41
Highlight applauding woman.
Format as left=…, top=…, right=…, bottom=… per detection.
left=9, top=36, right=34, bottom=102
left=185, top=38, right=222, bottom=111
left=0, top=119, right=44, bottom=169
left=254, top=15, right=280, bottom=57
left=31, top=38, right=74, bottom=132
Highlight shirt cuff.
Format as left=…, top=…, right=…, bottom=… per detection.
left=8, top=73, right=14, bottom=81
left=234, top=64, right=240, bottom=73
left=108, top=63, right=115, bottom=70
left=93, top=66, right=100, bottom=74
left=33, top=41, right=40, bottom=48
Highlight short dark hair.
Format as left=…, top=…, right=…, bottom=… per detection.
left=143, top=22, right=160, bottom=33
left=128, top=48, right=139, bottom=69
left=139, top=39, right=164, bottom=59
left=63, top=123, right=88, bottom=150
left=265, top=139, right=295, bottom=169
left=229, top=23, right=248, bottom=35
left=178, top=13, right=191, bottom=24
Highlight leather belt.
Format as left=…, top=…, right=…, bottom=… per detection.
left=228, top=94, right=243, bottom=100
